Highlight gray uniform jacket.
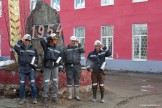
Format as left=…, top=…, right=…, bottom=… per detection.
left=63, top=43, right=85, bottom=66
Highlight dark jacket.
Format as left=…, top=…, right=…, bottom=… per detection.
left=40, top=37, right=62, bottom=69
left=63, top=43, right=85, bottom=66
left=86, top=47, right=111, bottom=72
left=13, top=40, right=38, bottom=73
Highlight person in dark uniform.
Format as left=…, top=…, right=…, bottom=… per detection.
left=14, top=34, right=38, bottom=105
left=40, top=33, right=63, bottom=103
left=86, top=40, right=111, bottom=103
left=63, top=35, right=85, bottom=101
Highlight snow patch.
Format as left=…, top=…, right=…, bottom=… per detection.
left=0, top=60, right=15, bottom=67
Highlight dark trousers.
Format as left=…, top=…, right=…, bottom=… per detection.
left=66, top=65, right=81, bottom=87
left=19, top=70, right=37, bottom=99
left=91, top=72, right=105, bottom=91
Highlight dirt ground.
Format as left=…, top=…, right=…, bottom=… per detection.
left=0, top=71, right=162, bottom=108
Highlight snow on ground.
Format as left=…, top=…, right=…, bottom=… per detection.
left=0, top=60, right=15, bottom=67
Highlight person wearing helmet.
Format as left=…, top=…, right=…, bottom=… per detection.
left=40, top=33, right=63, bottom=104
left=86, top=40, right=111, bottom=103
left=63, top=35, right=85, bottom=101
left=13, top=34, right=38, bottom=104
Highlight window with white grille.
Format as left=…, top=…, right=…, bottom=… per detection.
left=0, top=0, right=2, bottom=17
left=51, top=0, right=60, bottom=11
left=74, top=0, right=85, bottom=9
left=101, top=25, right=114, bottom=58
left=132, top=0, right=148, bottom=3
left=74, top=27, right=85, bottom=57
left=101, top=0, right=114, bottom=6
left=30, top=0, right=37, bottom=11
left=132, top=24, right=147, bottom=60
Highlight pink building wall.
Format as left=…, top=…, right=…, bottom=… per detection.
left=0, top=0, right=10, bottom=57
left=0, top=0, right=162, bottom=71
left=59, top=0, right=162, bottom=60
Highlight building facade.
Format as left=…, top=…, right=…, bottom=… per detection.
left=0, top=0, right=162, bottom=72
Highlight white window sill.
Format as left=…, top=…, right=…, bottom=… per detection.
left=51, top=7, right=60, bottom=11
left=132, top=0, right=148, bottom=3
left=132, top=59, right=147, bottom=61
left=101, top=4, right=114, bottom=6
left=74, top=7, right=85, bottom=10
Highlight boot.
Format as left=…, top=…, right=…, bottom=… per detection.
left=100, top=90, right=105, bottom=103
left=19, top=99, right=26, bottom=105
left=42, top=97, right=48, bottom=104
left=32, top=98, right=38, bottom=104
left=67, top=87, right=72, bottom=100
left=92, top=89, right=97, bottom=102
left=74, top=86, right=81, bottom=101
left=52, top=97, right=58, bottom=103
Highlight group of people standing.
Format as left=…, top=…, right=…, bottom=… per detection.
left=13, top=33, right=111, bottom=105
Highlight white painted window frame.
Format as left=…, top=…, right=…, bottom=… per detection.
left=74, top=27, right=85, bottom=58
left=132, top=26, right=147, bottom=61
left=51, top=0, right=60, bottom=11
left=74, top=0, right=85, bottom=9
left=101, top=26, right=114, bottom=59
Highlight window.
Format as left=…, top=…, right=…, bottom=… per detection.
left=101, top=0, right=114, bottom=6
left=51, top=0, right=60, bottom=11
left=74, top=27, right=85, bottom=57
left=101, top=25, right=114, bottom=58
left=74, top=0, right=85, bottom=9
left=132, top=24, right=147, bottom=60
left=0, top=0, right=1, bottom=17
left=30, top=0, right=37, bottom=11
left=132, top=0, right=148, bottom=3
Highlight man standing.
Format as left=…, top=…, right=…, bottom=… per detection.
left=63, top=35, right=85, bottom=101
left=86, top=40, right=111, bottom=103
left=40, top=33, right=63, bottom=103
left=14, top=34, right=38, bottom=105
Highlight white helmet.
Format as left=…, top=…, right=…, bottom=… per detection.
left=23, top=34, right=31, bottom=40
left=94, top=40, right=102, bottom=46
left=70, top=35, right=77, bottom=41
left=50, top=33, right=56, bottom=38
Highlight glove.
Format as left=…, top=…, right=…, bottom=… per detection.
left=35, top=68, right=44, bottom=73
left=78, top=43, right=82, bottom=47
left=39, top=69, right=44, bottom=73
left=102, top=46, right=107, bottom=50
